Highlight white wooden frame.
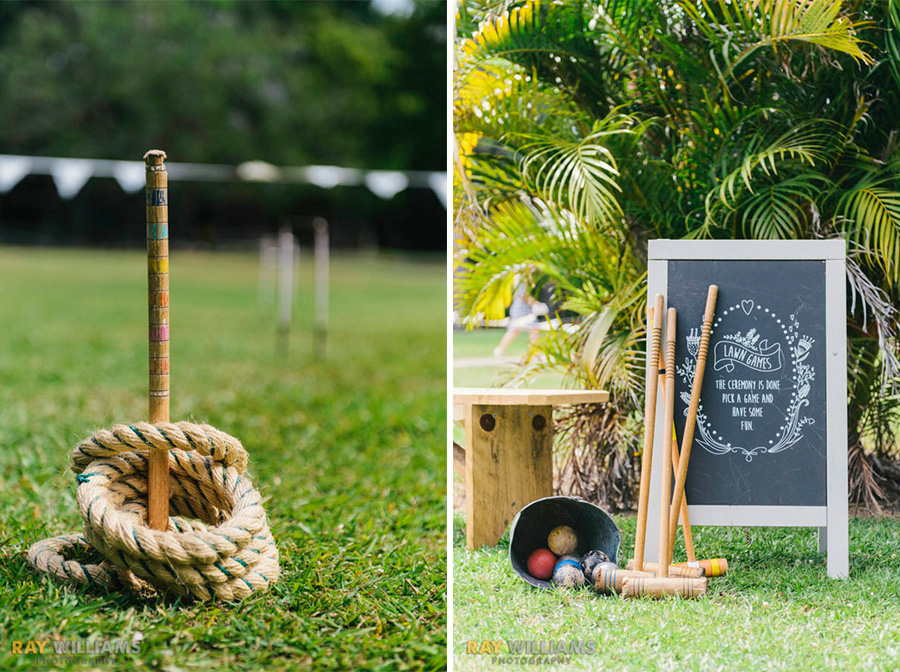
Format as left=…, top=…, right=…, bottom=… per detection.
left=644, top=239, right=849, bottom=578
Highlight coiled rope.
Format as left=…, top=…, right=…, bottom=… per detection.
left=27, top=422, right=279, bottom=601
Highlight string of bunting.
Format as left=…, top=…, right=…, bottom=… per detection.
left=0, top=153, right=447, bottom=205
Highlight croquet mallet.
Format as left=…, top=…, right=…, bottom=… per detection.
left=628, top=305, right=707, bottom=597
left=656, top=324, right=727, bottom=577
left=648, top=306, right=695, bottom=561
left=632, top=294, right=665, bottom=571
left=667, top=285, right=718, bottom=564
left=657, top=307, right=677, bottom=577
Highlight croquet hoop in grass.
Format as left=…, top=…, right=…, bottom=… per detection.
left=27, top=422, right=280, bottom=601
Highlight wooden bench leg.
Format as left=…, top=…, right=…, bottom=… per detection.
left=465, top=403, right=553, bottom=549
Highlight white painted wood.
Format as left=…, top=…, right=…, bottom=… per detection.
left=825, top=258, right=850, bottom=578
left=314, top=218, right=330, bottom=359
left=277, top=229, right=294, bottom=347
left=686, top=506, right=827, bottom=526
left=314, top=219, right=329, bottom=332
left=292, top=242, right=300, bottom=308
left=258, top=235, right=277, bottom=309
left=642, top=260, right=668, bottom=564
left=818, top=527, right=828, bottom=553
left=649, top=239, right=845, bottom=260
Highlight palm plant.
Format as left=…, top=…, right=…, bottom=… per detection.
left=454, top=0, right=900, bottom=509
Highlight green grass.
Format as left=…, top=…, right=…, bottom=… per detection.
left=453, top=512, right=900, bottom=671
left=452, top=329, right=564, bottom=390
left=0, top=247, right=446, bottom=671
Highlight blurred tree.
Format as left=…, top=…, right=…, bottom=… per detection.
left=0, top=0, right=445, bottom=170
left=0, top=0, right=446, bottom=250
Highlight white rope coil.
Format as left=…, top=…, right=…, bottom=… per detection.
left=27, top=422, right=279, bottom=601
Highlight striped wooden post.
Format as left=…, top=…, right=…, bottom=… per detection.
left=655, top=335, right=695, bottom=561
left=145, top=149, right=170, bottom=531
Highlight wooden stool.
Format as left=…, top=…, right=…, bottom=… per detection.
left=453, top=388, right=609, bottom=549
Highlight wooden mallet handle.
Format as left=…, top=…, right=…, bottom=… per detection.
left=658, top=307, right=677, bottom=577
left=145, top=149, right=170, bottom=531
left=667, top=285, right=718, bottom=562
left=633, top=294, right=665, bottom=571
left=655, top=334, right=695, bottom=562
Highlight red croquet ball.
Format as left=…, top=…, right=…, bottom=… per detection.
left=527, top=548, right=557, bottom=580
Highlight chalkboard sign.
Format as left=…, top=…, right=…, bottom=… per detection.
left=643, top=240, right=848, bottom=578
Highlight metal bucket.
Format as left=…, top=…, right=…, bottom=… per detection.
left=509, top=496, right=621, bottom=589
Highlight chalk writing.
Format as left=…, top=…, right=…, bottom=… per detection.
left=677, top=301, right=816, bottom=462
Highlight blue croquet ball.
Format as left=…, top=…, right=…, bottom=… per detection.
left=552, top=555, right=585, bottom=588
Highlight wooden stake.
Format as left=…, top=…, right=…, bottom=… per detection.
left=145, top=149, right=170, bottom=531
left=276, top=227, right=294, bottom=354
left=258, top=235, right=278, bottom=312
left=667, top=286, right=718, bottom=563
left=658, top=307, right=677, bottom=577
left=633, top=294, right=665, bottom=572
left=313, top=217, right=329, bottom=361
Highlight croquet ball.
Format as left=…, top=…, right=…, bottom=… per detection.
left=547, top=525, right=578, bottom=555
left=580, top=550, right=611, bottom=581
left=508, top=496, right=621, bottom=589
left=526, top=548, right=557, bottom=580
left=551, top=556, right=585, bottom=588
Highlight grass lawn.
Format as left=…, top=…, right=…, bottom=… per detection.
left=0, top=247, right=446, bottom=671
left=452, top=328, right=564, bottom=390
left=453, top=512, right=900, bottom=671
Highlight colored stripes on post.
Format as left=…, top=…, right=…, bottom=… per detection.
left=145, top=149, right=170, bottom=531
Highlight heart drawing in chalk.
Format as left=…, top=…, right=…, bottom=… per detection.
left=741, top=299, right=755, bottom=315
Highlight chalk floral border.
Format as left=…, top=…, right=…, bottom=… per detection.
left=675, top=301, right=816, bottom=462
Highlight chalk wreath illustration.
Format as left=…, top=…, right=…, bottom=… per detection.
left=676, top=300, right=816, bottom=462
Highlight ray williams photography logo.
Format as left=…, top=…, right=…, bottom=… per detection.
left=465, top=639, right=597, bottom=665
left=11, top=635, right=143, bottom=663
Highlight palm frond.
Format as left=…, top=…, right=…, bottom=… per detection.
left=681, top=0, right=872, bottom=86
left=886, top=0, right=900, bottom=92
left=838, top=171, right=900, bottom=284
left=739, top=172, right=829, bottom=238
left=458, top=1, right=607, bottom=109
left=517, top=121, right=632, bottom=227
left=717, top=122, right=840, bottom=205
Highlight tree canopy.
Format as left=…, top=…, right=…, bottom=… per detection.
left=0, top=0, right=446, bottom=170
